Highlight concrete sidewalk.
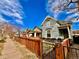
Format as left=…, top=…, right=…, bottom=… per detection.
left=0, top=37, right=38, bottom=59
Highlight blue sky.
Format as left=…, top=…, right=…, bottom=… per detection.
left=0, top=0, right=79, bottom=30
left=19, top=0, right=48, bottom=29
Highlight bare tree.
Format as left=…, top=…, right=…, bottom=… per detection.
left=62, top=0, right=79, bottom=10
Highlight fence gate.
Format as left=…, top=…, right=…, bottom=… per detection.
left=42, top=38, right=79, bottom=59
left=42, top=41, right=56, bottom=59
left=63, top=46, right=79, bottom=59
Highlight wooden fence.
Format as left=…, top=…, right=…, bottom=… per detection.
left=55, top=38, right=71, bottom=59
left=15, top=37, right=42, bottom=59
left=15, top=37, right=71, bottom=59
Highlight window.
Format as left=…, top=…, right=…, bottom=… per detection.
left=46, top=21, right=50, bottom=26
left=47, top=30, right=51, bottom=37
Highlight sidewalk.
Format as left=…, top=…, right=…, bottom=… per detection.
left=0, top=37, right=38, bottom=59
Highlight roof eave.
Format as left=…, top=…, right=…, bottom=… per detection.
left=41, top=16, right=55, bottom=26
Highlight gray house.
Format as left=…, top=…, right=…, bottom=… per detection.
left=41, top=16, right=72, bottom=39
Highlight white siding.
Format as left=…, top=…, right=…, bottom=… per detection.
left=51, top=26, right=59, bottom=38
left=42, top=28, right=47, bottom=38
left=42, top=30, right=47, bottom=38
left=42, top=17, right=60, bottom=38
left=46, top=21, right=50, bottom=27
left=50, top=20, right=56, bottom=26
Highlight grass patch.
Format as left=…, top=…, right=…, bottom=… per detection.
left=0, top=37, right=6, bottom=55
left=0, top=40, right=6, bottom=43
left=0, top=37, right=6, bottom=43
left=0, top=43, right=4, bottom=55
left=43, top=42, right=54, bottom=53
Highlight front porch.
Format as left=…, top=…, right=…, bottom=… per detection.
left=58, top=25, right=72, bottom=39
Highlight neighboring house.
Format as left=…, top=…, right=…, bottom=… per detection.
left=25, top=29, right=33, bottom=37
left=42, top=16, right=72, bottom=39
left=72, top=30, right=79, bottom=43
left=33, top=26, right=42, bottom=38
left=26, top=27, right=42, bottom=38
left=73, top=30, right=79, bottom=36
left=20, top=31, right=26, bottom=38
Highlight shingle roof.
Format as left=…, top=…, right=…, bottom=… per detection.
left=73, top=30, right=79, bottom=34
left=56, top=21, right=71, bottom=25
left=41, top=16, right=56, bottom=25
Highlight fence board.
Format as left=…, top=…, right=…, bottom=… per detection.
left=55, top=39, right=71, bottom=59
left=16, top=37, right=42, bottom=59
left=16, top=37, right=71, bottom=59
left=55, top=44, right=64, bottom=59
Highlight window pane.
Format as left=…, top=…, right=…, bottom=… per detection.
left=47, top=30, right=51, bottom=37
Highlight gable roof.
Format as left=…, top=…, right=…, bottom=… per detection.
left=26, top=29, right=34, bottom=33
left=41, top=16, right=72, bottom=26
left=73, top=30, right=79, bottom=34
left=33, top=26, right=42, bottom=33
left=34, top=26, right=41, bottom=30
left=41, top=16, right=56, bottom=25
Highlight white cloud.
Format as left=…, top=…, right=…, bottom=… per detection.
left=47, top=0, right=68, bottom=12
left=0, top=0, right=24, bottom=25
left=0, top=15, right=8, bottom=22
left=71, top=18, right=79, bottom=22
left=47, top=0, right=79, bottom=21
left=65, top=13, right=79, bottom=21
left=15, top=19, right=23, bottom=25
left=47, top=0, right=68, bottom=18
left=66, top=9, right=78, bottom=14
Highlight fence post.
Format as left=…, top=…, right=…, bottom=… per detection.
left=63, top=46, right=66, bottom=59
left=55, top=43, right=64, bottom=59
left=39, top=40, right=43, bottom=59
left=53, top=46, right=56, bottom=59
